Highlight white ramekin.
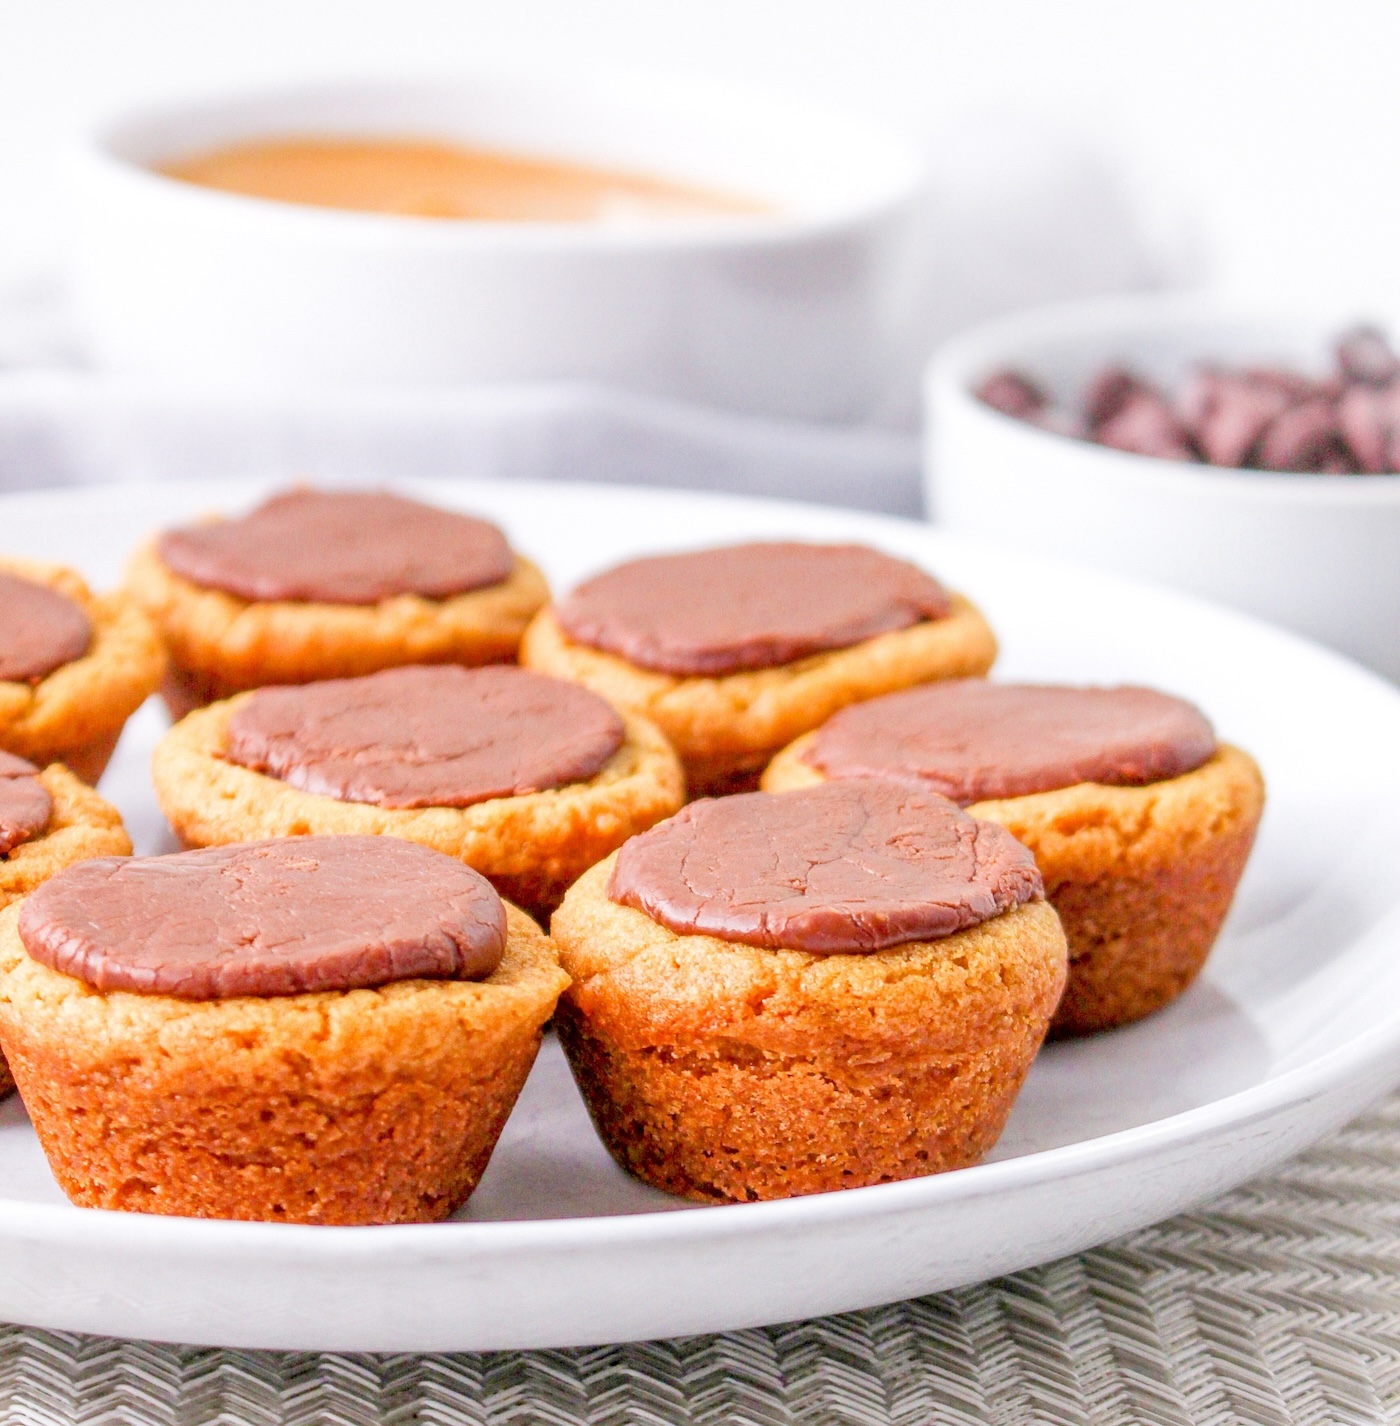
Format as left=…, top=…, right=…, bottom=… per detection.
left=925, top=294, right=1400, bottom=680
left=65, top=73, right=922, bottom=422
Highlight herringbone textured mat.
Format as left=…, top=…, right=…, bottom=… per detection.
left=3, top=1094, right=1400, bottom=1426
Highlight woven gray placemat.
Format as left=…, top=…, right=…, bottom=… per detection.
left=2, top=1092, right=1398, bottom=1426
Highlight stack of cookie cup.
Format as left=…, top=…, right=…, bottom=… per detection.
left=0, top=754, right=133, bottom=1096
left=762, top=681, right=1265, bottom=1037
left=0, top=484, right=1267, bottom=1222
left=127, top=494, right=1020, bottom=1216
left=521, top=540, right=997, bottom=795
left=0, top=556, right=160, bottom=1094
left=0, top=491, right=584, bottom=1223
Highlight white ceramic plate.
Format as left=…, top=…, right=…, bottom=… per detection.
left=2, top=477, right=1399, bottom=1353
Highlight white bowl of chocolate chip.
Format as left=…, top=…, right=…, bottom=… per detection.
left=924, top=294, right=1400, bottom=681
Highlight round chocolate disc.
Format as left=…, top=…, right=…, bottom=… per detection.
left=0, top=752, right=51, bottom=857
left=555, top=542, right=951, bottom=675
left=806, top=681, right=1217, bottom=804
left=0, top=573, right=92, bottom=683
left=226, top=665, right=626, bottom=809
left=157, top=489, right=514, bottom=604
left=607, top=778, right=1041, bottom=954
left=18, top=836, right=507, bottom=999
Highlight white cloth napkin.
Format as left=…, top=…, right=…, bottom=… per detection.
left=0, top=369, right=925, bottom=514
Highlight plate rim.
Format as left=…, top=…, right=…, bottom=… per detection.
left=0, top=1002, right=1397, bottom=1259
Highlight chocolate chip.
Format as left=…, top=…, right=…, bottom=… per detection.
left=1338, top=381, right=1400, bottom=473
left=1096, top=390, right=1195, bottom=461
left=1082, top=366, right=1144, bottom=429
left=1177, top=370, right=1293, bottom=467
left=1336, top=326, right=1400, bottom=387
left=975, top=370, right=1047, bottom=419
left=1254, top=398, right=1341, bottom=472
left=1318, top=448, right=1360, bottom=475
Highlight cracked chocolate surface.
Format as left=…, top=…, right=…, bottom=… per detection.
left=806, top=681, right=1216, bottom=804
left=555, top=542, right=951, bottom=676
left=18, top=836, right=507, bottom=998
left=226, top=665, right=625, bottom=809
left=607, top=778, right=1041, bottom=953
left=157, top=489, right=513, bottom=604
left=0, top=752, right=51, bottom=856
left=0, top=573, right=92, bottom=683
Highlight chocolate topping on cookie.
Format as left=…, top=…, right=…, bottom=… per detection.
left=0, top=573, right=92, bottom=683
left=608, top=779, right=1041, bottom=953
left=226, top=665, right=626, bottom=809
left=157, top=489, right=514, bottom=604
left=18, top=836, right=507, bottom=998
left=555, top=543, right=951, bottom=675
left=806, top=681, right=1217, bottom=804
left=0, top=752, right=51, bottom=856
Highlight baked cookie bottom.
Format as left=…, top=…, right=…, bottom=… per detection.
left=0, top=902, right=568, bottom=1224
left=550, top=856, right=1066, bottom=1203
left=764, top=739, right=1265, bottom=1037
left=125, top=543, right=552, bottom=717
left=519, top=594, right=997, bottom=797
left=0, top=558, right=166, bottom=783
left=0, top=765, right=133, bottom=1096
left=153, top=696, right=685, bottom=917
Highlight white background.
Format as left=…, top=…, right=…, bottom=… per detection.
left=0, top=0, right=1397, bottom=320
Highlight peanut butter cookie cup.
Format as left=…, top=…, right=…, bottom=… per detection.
left=551, top=779, right=1066, bottom=1203
left=126, top=488, right=549, bottom=716
left=764, top=681, right=1265, bottom=1035
left=153, top=665, right=684, bottom=916
left=1, top=558, right=165, bottom=782
left=0, top=751, right=132, bottom=1095
left=0, top=836, right=568, bottom=1224
left=521, top=542, right=997, bottom=796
